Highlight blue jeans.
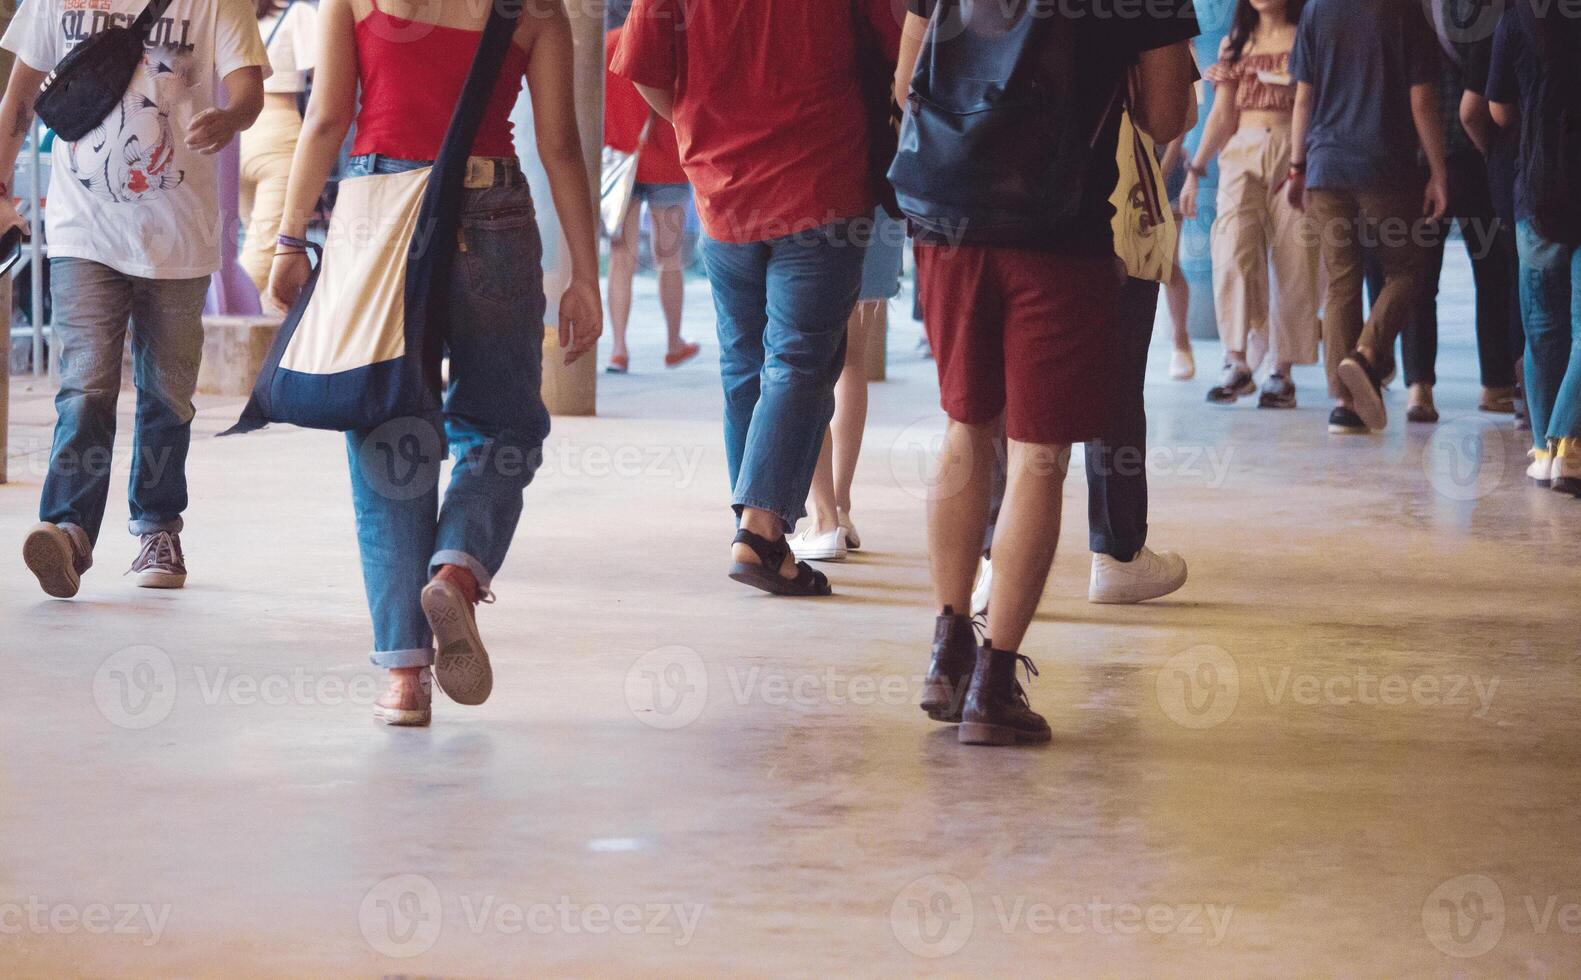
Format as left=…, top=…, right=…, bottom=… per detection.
left=40, top=258, right=210, bottom=547
left=1516, top=221, right=1581, bottom=450
left=343, top=154, right=550, bottom=668
left=702, top=222, right=866, bottom=529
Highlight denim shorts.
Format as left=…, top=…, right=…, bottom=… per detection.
left=634, top=182, right=691, bottom=208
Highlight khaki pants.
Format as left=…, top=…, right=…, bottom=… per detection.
left=239, top=99, right=303, bottom=294
left=1306, top=187, right=1431, bottom=397
left=1210, top=125, right=1321, bottom=365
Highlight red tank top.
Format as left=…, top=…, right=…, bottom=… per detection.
left=353, top=5, right=529, bottom=160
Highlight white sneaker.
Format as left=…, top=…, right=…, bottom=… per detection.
left=1089, top=547, right=1188, bottom=604
left=1528, top=448, right=1554, bottom=487
left=1170, top=348, right=1195, bottom=381
left=838, top=508, right=861, bottom=551
left=971, top=557, right=993, bottom=616
left=789, top=524, right=847, bottom=562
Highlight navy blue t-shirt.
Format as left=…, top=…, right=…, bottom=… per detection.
left=1485, top=8, right=1542, bottom=222
left=1290, top=0, right=1441, bottom=192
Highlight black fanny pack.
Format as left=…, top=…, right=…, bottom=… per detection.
left=35, top=0, right=177, bottom=142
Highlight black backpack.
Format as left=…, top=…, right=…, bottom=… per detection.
left=1520, top=0, right=1581, bottom=245
left=35, top=0, right=177, bottom=142
left=887, top=0, right=1109, bottom=244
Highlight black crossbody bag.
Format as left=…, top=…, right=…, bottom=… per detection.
left=35, top=0, right=179, bottom=142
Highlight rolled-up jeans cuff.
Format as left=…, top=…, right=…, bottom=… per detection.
left=129, top=517, right=184, bottom=536
left=732, top=497, right=800, bottom=535
left=430, top=549, right=493, bottom=593
left=370, top=646, right=434, bottom=669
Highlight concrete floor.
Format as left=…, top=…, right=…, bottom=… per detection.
left=2, top=254, right=1579, bottom=977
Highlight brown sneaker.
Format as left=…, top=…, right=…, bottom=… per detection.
left=958, top=644, right=1052, bottom=747
left=373, top=669, right=432, bottom=727
left=129, top=531, right=187, bottom=589
left=920, top=607, right=977, bottom=723
left=23, top=522, right=92, bottom=598
left=422, top=572, right=493, bottom=706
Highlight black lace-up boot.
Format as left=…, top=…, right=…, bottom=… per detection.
left=958, top=643, right=1051, bottom=746
left=921, top=606, right=977, bottom=723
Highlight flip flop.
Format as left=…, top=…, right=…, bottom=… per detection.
left=664, top=342, right=701, bottom=369
left=605, top=354, right=629, bottom=375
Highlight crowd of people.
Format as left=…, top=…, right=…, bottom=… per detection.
left=1, top=0, right=1577, bottom=745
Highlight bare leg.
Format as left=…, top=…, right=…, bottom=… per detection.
left=606, top=201, right=641, bottom=365
left=832, top=301, right=878, bottom=512
left=1166, top=258, right=1191, bottom=352
left=985, top=440, right=1071, bottom=653
left=650, top=203, right=689, bottom=354
left=928, top=416, right=1000, bottom=614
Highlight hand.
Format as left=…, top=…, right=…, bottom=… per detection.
left=558, top=276, right=603, bottom=366
left=1179, top=172, right=1200, bottom=220
left=1423, top=169, right=1450, bottom=222
left=0, top=197, right=30, bottom=240
left=266, top=251, right=311, bottom=313
left=186, top=107, right=246, bottom=155
left=1285, top=170, right=1307, bottom=212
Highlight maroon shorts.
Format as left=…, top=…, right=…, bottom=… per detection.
left=916, top=243, right=1121, bottom=445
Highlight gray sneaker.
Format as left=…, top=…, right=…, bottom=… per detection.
left=1258, top=373, right=1297, bottom=409
left=129, top=531, right=187, bottom=589
left=23, top=522, right=92, bottom=598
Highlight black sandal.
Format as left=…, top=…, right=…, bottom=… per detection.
left=728, top=529, right=832, bottom=597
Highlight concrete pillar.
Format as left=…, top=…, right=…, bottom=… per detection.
left=516, top=2, right=603, bottom=417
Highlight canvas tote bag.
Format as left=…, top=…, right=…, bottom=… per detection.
left=600, top=111, right=653, bottom=240
left=224, top=0, right=524, bottom=435
left=1109, top=100, right=1178, bottom=283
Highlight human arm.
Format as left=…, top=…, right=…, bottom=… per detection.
left=526, top=0, right=602, bottom=365
left=1410, top=82, right=1450, bottom=220
left=1131, top=41, right=1197, bottom=145
left=612, top=0, right=677, bottom=123
left=186, top=66, right=264, bottom=154
left=1286, top=81, right=1313, bottom=210
left=0, top=60, right=46, bottom=236
left=895, top=12, right=926, bottom=108
left=265, top=0, right=359, bottom=311
left=1179, top=78, right=1240, bottom=218
left=1460, top=89, right=1496, bottom=155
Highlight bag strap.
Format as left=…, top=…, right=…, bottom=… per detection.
left=131, top=0, right=180, bottom=38
left=406, top=0, right=526, bottom=377
left=637, top=109, right=656, bottom=149
left=264, top=0, right=298, bottom=51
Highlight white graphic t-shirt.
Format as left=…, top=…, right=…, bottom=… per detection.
left=2, top=0, right=270, bottom=278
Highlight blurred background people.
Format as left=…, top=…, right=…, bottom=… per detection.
left=241, top=0, right=317, bottom=296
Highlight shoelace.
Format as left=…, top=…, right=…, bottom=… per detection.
left=1012, top=654, right=1040, bottom=706
left=131, top=532, right=181, bottom=571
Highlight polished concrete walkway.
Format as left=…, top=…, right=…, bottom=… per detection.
left=2, top=255, right=1579, bottom=977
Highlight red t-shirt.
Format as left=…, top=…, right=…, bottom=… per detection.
left=611, top=0, right=901, bottom=244
left=604, top=27, right=687, bottom=186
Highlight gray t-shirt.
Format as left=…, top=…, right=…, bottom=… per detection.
left=1290, top=0, right=1440, bottom=192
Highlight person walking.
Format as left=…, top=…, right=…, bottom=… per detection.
left=1182, top=0, right=1322, bottom=409
left=602, top=19, right=698, bottom=375
left=267, top=0, right=602, bottom=726
left=1286, top=0, right=1449, bottom=435
left=3, top=0, right=268, bottom=598
left=1487, top=0, right=1581, bottom=494
left=789, top=208, right=906, bottom=562
left=241, top=0, right=317, bottom=296
left=614, top=0, right=900, bottom=597
left=897, top=0, right=1198, bottom=745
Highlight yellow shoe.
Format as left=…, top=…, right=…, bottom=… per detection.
left=1528, top=447, right=1555, bottom=487
left=1552, top=439, right=1581, bottom=497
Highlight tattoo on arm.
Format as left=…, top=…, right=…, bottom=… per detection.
left=9, top=93, right=36, bottom=138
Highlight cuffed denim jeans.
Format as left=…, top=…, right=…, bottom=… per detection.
left=343, top=154, right=550, bottom=668
left=702, top=221, right=866, bottom=530
left=41, top=258, right=209, bottom=547
left=1516, top=220, right=1581, bottom=451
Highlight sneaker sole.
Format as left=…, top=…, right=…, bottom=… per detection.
left=1089, top=567, right=1188, bottom=605
left=1338, top=360, right=1388, bottom=430
left=958, top=722, right=1052, bottom=746
left=790, top=546, right=847, bottom=562
left=373, top=705, right=432, bottom=727
left=135, top=570, right=186, bottom=589
left=23, top=525, right=81, bottom=599
left=1258, top=394, right=1297, bottom=409
left=1328, top=422, right=1371, bottom=436
left=422, top=581, right=494, bottom=706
